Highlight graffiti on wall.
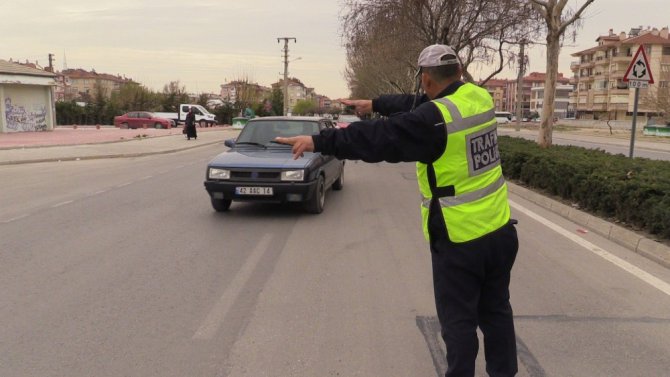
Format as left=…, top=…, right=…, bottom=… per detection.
left=4, top=97, right=48, bottom=132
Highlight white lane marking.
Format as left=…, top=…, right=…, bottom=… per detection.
left=139, top=175, right=153, bottom=180
left=510, top=200, right=670, bottom=297
left=51, top=200, right=74, bottom=208
left=193, top=233, right=273, bottom=340
left=117, top=182, right=132, bottom=188
left=2, top=214, right=29, bottom=223
left=92, top=190, right=108, bottom=195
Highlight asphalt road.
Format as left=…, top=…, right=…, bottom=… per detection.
left=1, top=143, right=669, bottom=376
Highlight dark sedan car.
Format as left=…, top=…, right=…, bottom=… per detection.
left=204, top=116, right=344, bottom=213
left=113, top=111, right=174, bottom=129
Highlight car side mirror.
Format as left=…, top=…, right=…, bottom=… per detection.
left=224, top=139, right=236, bottom=148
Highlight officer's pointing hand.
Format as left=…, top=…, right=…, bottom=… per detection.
left=274, top=136, right=314, bottom=160
left=340, top=99, right=372, bottom=116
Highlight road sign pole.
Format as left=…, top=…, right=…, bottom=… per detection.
left=629, top=87, right=640, bottom=158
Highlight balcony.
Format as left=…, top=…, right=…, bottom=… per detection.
left=612, top=53, right=632, bottom=62
left=608, top=103, right=629, bottom=111
left=609, top=88, right=629, bottom=95
left=594, top=57, right=609, bottom=66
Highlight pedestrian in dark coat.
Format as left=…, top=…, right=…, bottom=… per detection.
left=185, top=107, right=197, bottom=140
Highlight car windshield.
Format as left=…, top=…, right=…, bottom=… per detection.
left=236, top=120, right=320, bottom=145
left=338, top=115, right=360, bottom=123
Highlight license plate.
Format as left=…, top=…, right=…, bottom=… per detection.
left=235, top=186, right=273, bottom=195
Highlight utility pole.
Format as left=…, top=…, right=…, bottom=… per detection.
left=277, top=37, right=296, bottom=115
left=515, top=40, right=527, bottom=132
left=47, top=53, right=55, bottom=72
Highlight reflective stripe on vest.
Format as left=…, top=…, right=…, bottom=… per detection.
left=434, top=97, right=497, bottom=134
left=421, top=175, right=505, bottom=208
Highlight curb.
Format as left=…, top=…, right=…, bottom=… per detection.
left=508, top=182, right=670, bottom=269
left=0, top=139, right=224, bottom=166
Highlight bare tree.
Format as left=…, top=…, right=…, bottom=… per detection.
left=529, top=0, right=595, bottom=147
left=341, top=0, right=539, bottom=97
left=641, top=86, right=670, bottom=125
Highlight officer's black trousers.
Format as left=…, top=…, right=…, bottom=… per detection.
left=430, top=222, right=519, bottom=377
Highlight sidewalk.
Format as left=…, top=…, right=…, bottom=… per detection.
left=0, top=125, right=240, bottom=165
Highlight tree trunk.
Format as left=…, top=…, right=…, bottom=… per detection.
left=538, top=34, right=560, bottom=147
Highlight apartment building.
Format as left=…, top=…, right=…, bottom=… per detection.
left=60, top=68, right=135, bottom=101
left=569, top=26, right=670, bottom=120
left=271, top=78, right=313, bottom=114
left=504, top=72, right=570, bottom=117
left=531, top=84, right=574, bottom=119
left=482, top=79, right=508, bottom=111
left=220, top=80, right=271, bottom=105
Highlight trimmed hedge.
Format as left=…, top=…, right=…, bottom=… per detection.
left=499, top=136, right=670, bottom=240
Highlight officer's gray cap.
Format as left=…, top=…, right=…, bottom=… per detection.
left=417, top=44, right=460, bottom=68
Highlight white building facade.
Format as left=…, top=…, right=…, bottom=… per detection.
left=0, top=60, right=57, bottom=133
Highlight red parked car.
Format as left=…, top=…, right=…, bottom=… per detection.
left=113, top=112, right=174, bottom=129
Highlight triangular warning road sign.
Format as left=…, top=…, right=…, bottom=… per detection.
left=623, top=45, right=654, bottom=83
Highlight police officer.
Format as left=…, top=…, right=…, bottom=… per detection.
left=276, top=44, right=519, bottom=377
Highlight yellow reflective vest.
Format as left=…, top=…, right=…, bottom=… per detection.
left=417, top=83, right=510, bottom=243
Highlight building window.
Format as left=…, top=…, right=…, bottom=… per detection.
left=663, top=47, right=670, bottom=56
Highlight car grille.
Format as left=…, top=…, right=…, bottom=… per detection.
left=230, top=170, right=281, bottom=180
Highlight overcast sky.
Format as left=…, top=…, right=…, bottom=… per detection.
left=1, top=1, right=668, bottom=99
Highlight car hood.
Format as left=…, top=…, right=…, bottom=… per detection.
left=208, top=148, right=315, bottom=169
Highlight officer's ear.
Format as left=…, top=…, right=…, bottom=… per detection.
left=421, top=71, right=436, bottom=95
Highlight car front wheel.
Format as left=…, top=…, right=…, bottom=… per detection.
left=120, top=122, right=129, bottom=129
left=305, top=175, right=325, bottom=214
left=154, top=122, right=164, bottom=129
left=199, top=120, right=207, bottom=127
left=211, top=197, right=232, bottom=212
left=332, top=168, right=344, bottom=191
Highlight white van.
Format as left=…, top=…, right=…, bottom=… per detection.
left=154, top=104, right=217, bottom=127
left=495, top=112, right=512, bottom=124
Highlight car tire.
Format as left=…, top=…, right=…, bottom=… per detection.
left=120, top=122, right=129, bottom=129
left=199, top=120, right=207, bottom=128
left=332, top=168, right=344, bottom=191
left=154, top=122, right=164, bottom=129
left=211, top=198, right=232, bottom=212
left=305, top=175, right=325, bottom=214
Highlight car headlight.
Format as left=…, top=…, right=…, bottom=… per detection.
left=281, top=169, right=305, bottom=181
left=209, top=168, right=230, bottom=180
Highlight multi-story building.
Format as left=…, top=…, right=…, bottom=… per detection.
left=531, top=84, right=574, bottom=119
left=61, top=68, right=135, bottom=101
left=504, top=72, right=570, bottom=117
left=482, top=79, right=508, bottom=112
left=219, top=80, right=271, bottom=104
left=271, top=78, right=312, bottom=114
left=569, top=26, right=670, bottom=120
left=315, top=94, right=332, bottom=111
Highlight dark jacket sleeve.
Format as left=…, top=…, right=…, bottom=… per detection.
left=372, top=93, right=430, bottom=116
left=312, top=101, right=445, bottom=164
